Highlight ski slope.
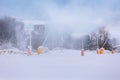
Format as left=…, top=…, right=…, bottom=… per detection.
left=0, top=49, right=120, bottom=80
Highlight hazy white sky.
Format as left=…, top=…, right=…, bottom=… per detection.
left=0, top=0, right=120, bottom=34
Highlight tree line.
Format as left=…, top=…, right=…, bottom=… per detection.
left=0, top=16, right=117, bottom=51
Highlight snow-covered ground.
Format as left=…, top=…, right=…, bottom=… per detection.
left=0, top=49, right=120, bottom=80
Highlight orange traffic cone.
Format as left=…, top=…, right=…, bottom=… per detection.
left=81, top=49, right=84, bottom=56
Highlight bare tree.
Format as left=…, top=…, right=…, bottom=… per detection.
left=0, top=16, right=26, bottom=49
left=97, top=26, right=112, bottom=50
left=84, top=26, right=113, bottom=50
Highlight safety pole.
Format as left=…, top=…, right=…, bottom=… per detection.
left=27, top=29, right=32, bottom=55
left=30, top=30, right=32, bottom=51
left=81, top=38, right=84, bottom=56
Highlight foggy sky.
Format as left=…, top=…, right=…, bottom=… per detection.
left=0, top=0, right=120, bottom=35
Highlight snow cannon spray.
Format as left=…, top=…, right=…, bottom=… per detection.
left=81, top=49, right=84, bottom=56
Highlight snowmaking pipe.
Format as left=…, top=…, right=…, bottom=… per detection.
left=28, top=30, right=32, bottom=55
